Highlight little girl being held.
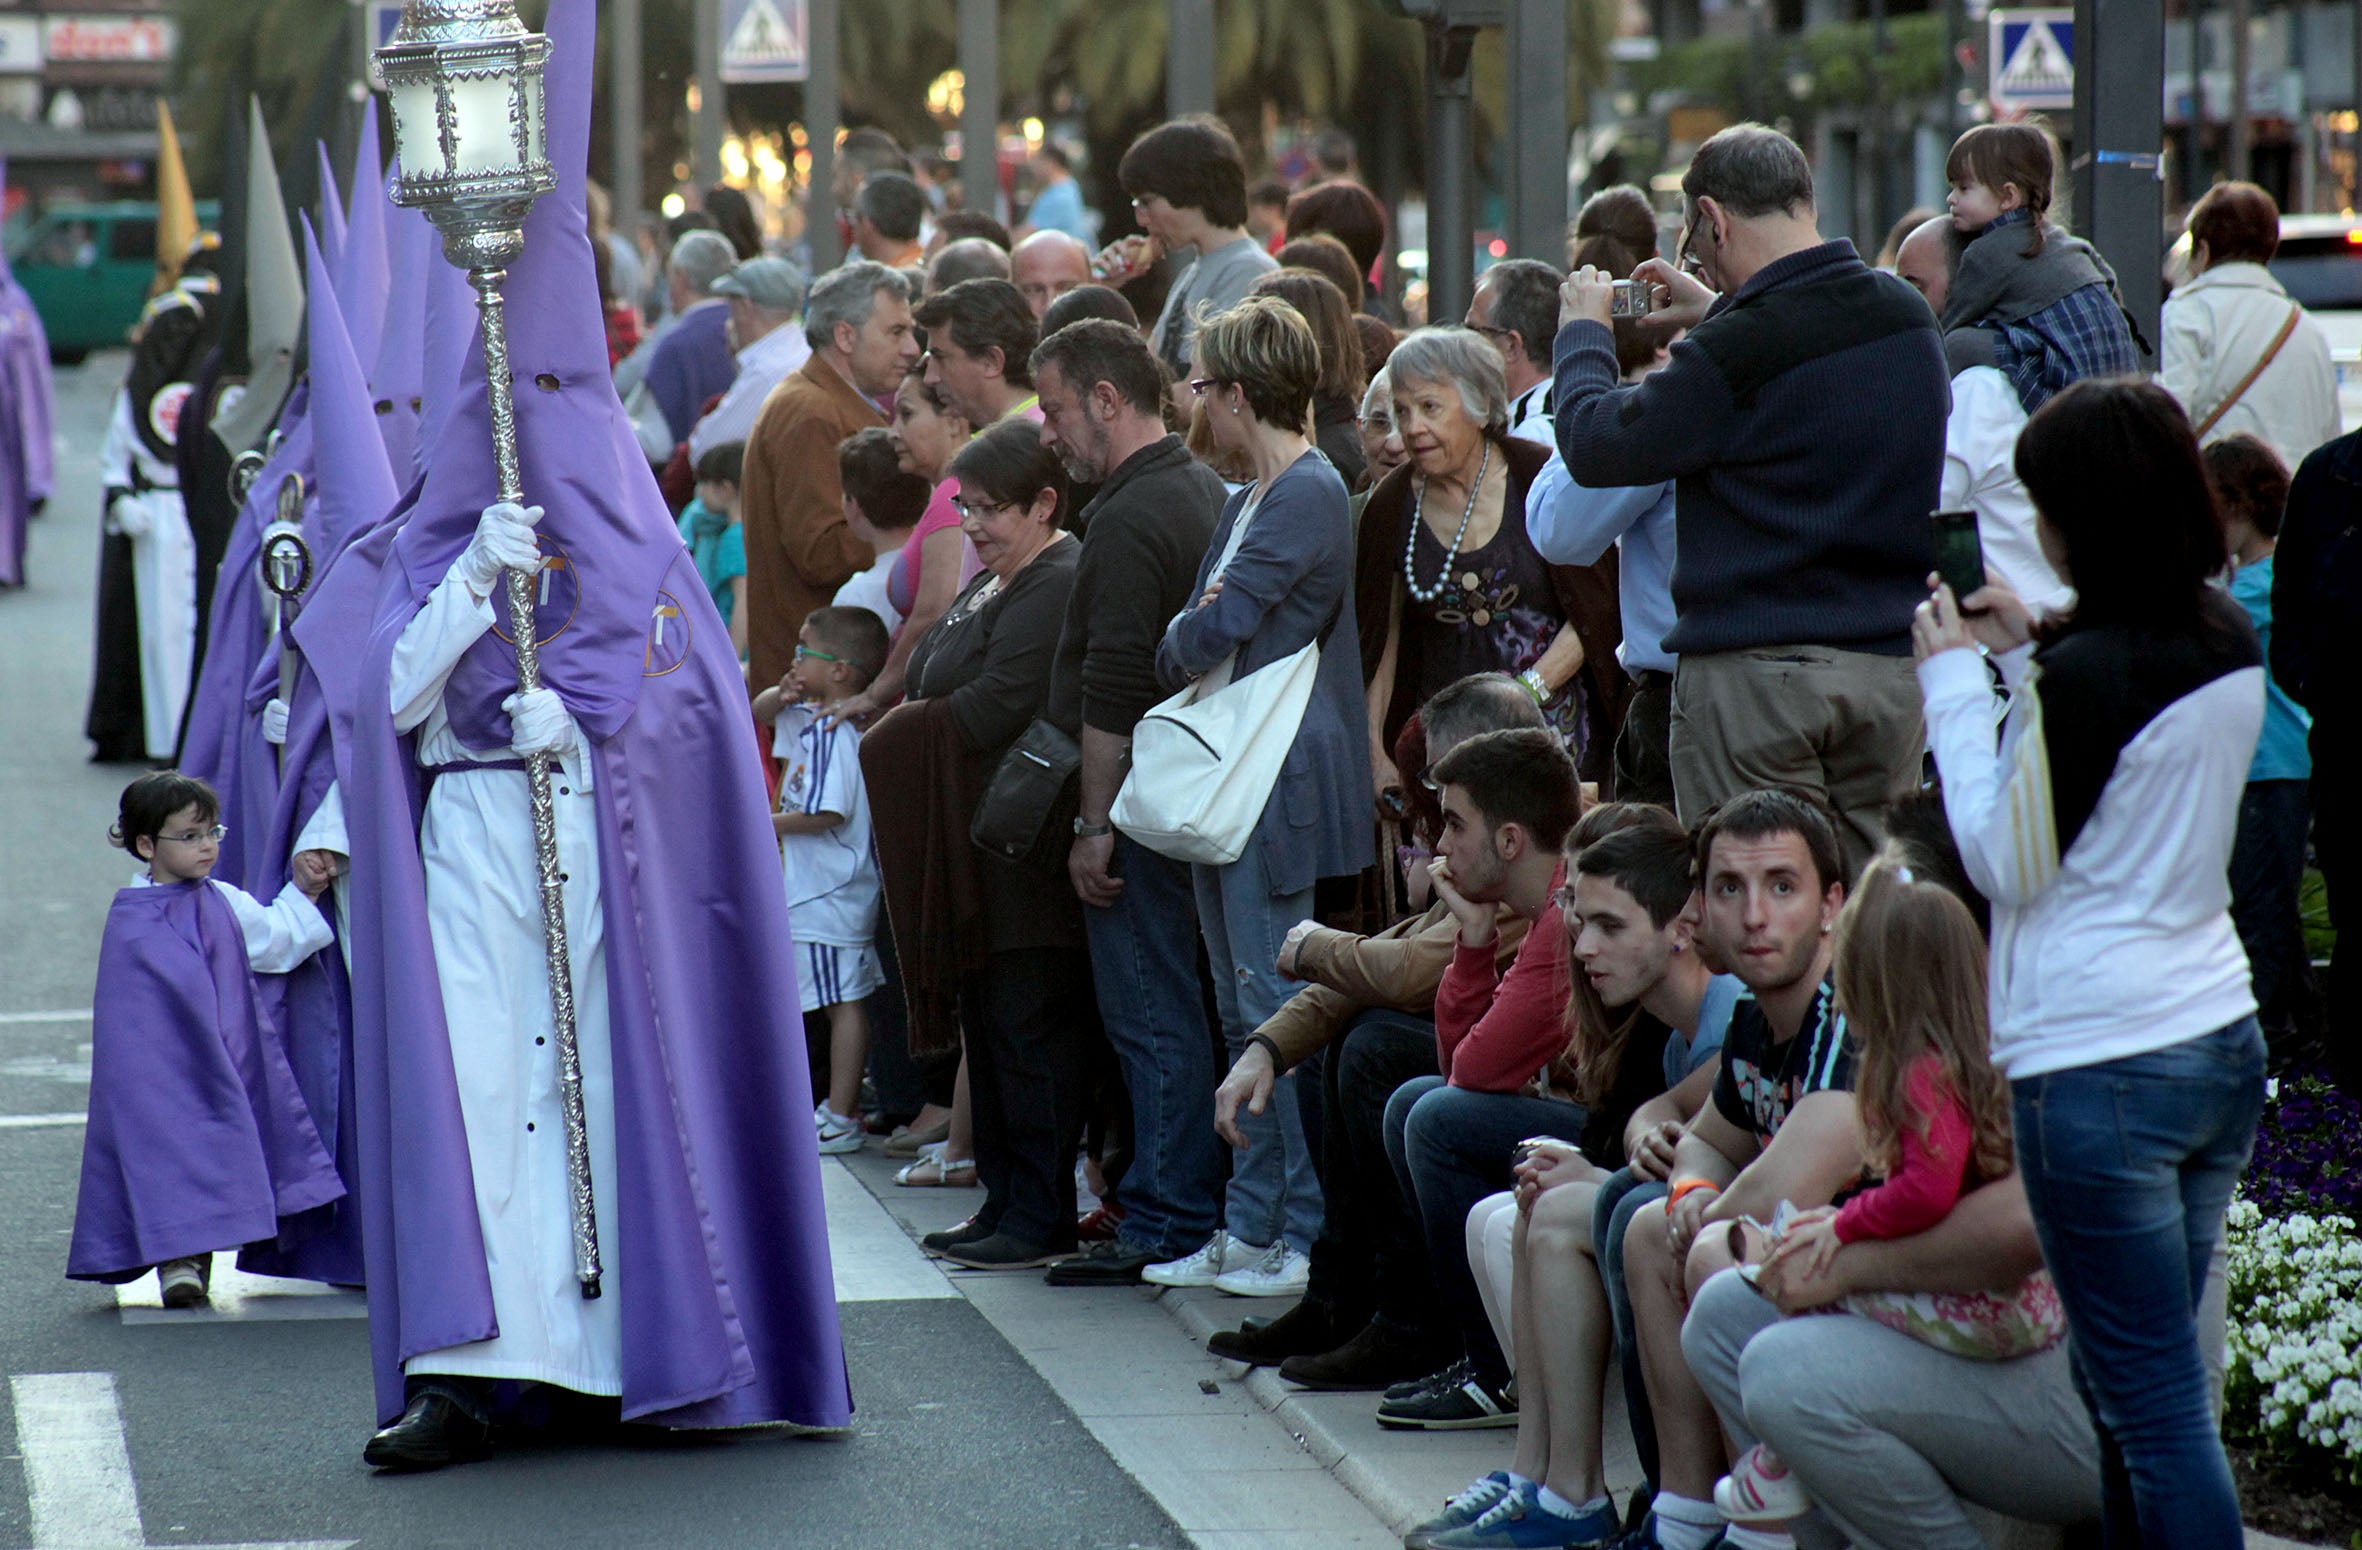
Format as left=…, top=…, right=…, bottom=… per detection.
left=1712, top=852, right=2062, bottom=1537
left=68, top=773, right=347, bottom=1308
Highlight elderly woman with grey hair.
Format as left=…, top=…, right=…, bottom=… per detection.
left=1353, top=327, right=1628, bottom=810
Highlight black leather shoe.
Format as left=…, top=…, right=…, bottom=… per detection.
left=1043, top=1240, right=1158, bottom=1286
left=1205, top=1297, right=1352, bottom=1366
left=362, top=1390, right=493, bottom=1472
left=1278, top=1321, right=1456, bottom=1392
left=921, top=1215, right=992, bottom=1255
left=942, top=1232, right=1069, bottom=1271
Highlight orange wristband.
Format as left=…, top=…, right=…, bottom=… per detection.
left=1666, top=1177, right=1721, bottom=1210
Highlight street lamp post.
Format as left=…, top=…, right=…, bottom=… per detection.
left=375, top=0, right=604, bottom=1302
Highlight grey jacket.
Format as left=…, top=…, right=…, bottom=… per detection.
left=1155, top=452, right=1376, bottom=895
left=1939, top=217, right=2124, bottom=375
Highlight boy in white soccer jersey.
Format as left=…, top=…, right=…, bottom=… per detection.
left=752, top=605, right=894, bottom=1154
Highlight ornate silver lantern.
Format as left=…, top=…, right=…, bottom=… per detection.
left=376, top=0, right=601, bottom=1301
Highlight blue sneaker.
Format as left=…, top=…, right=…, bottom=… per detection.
left=1403, top=1471, right=1516, bottom=1550
left=1429, top=1483, right=1621, bottom=1549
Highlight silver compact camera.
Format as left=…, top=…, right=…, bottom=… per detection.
left=1608, top=279, right=1655, bottom=318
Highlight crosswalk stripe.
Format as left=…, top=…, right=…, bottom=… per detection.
left=0, top=1011, right=91, bottom=1026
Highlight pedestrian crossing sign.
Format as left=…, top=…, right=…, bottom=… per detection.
left=1988, top=9, right=2075, bottom=114
left=721, top=0, right=807, bottom=84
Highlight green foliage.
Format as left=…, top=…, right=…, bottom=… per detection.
left=1630, top=11, right=1946, bottom=123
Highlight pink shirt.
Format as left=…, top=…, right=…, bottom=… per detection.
left=1834, top=1055, right=1976, bottom=1244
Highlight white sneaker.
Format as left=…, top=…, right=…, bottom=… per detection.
left=1212, top=1240, right=1311, bottom=1297
left=813, top=1102, right=865, bottom=1155
left=157, top=1256, right=209, bottom=1309
left=1143, top=1230, right=1241, bottom=1288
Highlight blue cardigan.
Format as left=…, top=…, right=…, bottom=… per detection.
left=1155, top=452, right=1375, bottom=895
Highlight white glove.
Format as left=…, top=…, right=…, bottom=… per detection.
left=502, top=687, right=578, bottom=760
left=261, top=697, right=290, bottom=745
left=107, top=493, right=152, bottom=539
left=457, top=501, right=544, bottom=596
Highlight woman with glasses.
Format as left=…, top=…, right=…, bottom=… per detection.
left=1142, top=297, right=1374, bottom=1299
left=1355, top=328, right=1628, bottom=821
left=867, top=418, right=1098, bottom=1271
left=72, top=771, right=344, bottom=1311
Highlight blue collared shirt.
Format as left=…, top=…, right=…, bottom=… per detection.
left=1524, top=450, right=1678, bottom=674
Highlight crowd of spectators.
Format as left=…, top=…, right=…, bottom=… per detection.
left=598, top=110, right=2352, bottom=1550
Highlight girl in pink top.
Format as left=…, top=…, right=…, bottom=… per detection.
left=1716, top=854, right=2057, bottom=1532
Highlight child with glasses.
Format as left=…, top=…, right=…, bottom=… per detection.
left=751, top=607, right=894, bottom=1156
left=69, top=771, right=345, bottom=1308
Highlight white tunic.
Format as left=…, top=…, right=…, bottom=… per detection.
left=388, top=567, right=623, bottom=1396
left=100, top=390, right=195, bottom=759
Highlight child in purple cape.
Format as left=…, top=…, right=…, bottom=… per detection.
left=69, top=772, right=347, bottom=1307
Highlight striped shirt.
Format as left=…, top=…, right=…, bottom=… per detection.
left=771, top=703, right=879, bottom=947
left=1711, top=974, right=1854, bottom=1140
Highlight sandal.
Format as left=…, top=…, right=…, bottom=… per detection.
left=894, top=1142, right=977, bottom=1188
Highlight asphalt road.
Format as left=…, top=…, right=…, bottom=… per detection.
left=0, top=352, right=1189, bottom=1550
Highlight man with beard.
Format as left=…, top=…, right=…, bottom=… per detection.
left=1029, top=319, right=1230, bottom=1287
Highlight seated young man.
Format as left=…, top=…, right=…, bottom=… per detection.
left=1360, top=727, right=1593, bottom=1430
left=1205, top=675, right=1545, bottom=1372
left=1413, top=807, right=1743, bottom=1548
left=1618, top=790, right=1863, bottom=1550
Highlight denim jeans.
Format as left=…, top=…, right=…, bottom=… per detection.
left=1594, top=1167, right=1668, bottom=1492
left=1194, top=859, right=1323, bottom=1253
left=2011, top=1017, right=2266, bottom=1550
left=1084, top=833, right=1224, bottom=1260
left=1385, top=1075, right=1589, bottom=1388
left=1305, top=1009, right=1442, bottom=1327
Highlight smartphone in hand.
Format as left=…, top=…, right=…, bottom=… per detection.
left=1931, top=508, right=1987, bottom=612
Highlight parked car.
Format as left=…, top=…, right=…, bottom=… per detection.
left=3, top=199, right=220, bottom=363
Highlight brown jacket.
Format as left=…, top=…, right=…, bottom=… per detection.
left=741, top=352, right=886, bottom=695
left=1258, top=899, right=1531, bottom=1070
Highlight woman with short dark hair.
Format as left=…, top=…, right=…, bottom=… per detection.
left=2162, top=179, right=2342, bottom=469
left=1914, top=377, right=2267, bottom=1548
left=1251, top=267, right=1368, bottom=488
left=865, top=419, right=1097, bottom=1270
left=1143, top=296, right=1372, bottom=1297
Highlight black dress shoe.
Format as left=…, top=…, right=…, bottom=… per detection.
left=1278, top=1321, right=1457, bottom=1392
left=942, top=1232, right=1069, bottom=1271
left=362, top=1389, right=493, bottom=1472
left=1205, top=1297, right=1352, bottom=1366
left=921, top=1214, right=992, bottom=1254
left=1042, top=1240, right=1158, bottom=1286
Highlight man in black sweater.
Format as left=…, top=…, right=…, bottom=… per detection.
left=1553, top=124, right=1946, bottom=873
left=1031, top=319, right=1232, bottom=1286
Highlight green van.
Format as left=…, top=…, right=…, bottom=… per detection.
left=4, top=199, right=222, bottom=362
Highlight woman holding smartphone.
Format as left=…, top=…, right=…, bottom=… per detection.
left=1914, top=377, right=2265, bottom=1549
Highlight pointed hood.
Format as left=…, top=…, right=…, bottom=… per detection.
left=314, top=142, right=347, bottom=281
left=214, top=98, right=304, bottom=454
left=390, top=0, right=685, bottom=746
left=412, top=227, right=479, bottom=483
left=338, top=108, right=389, bottom=369
left=371, top=204, right=432, bottom=478
left=154, top=101, right=197, bottom=286
left=305, top=221, right=396, bottom=558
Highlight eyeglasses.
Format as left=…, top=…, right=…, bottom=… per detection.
left=951, top=496, right=1020, bottom=520
left=1467, top=323, right=1516, bottom=343
left=157, top=824, right=228, bottom=846
left=793, top=644, right=846, bottom=665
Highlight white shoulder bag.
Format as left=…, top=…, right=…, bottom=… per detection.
left=1112, top=485, right=1340, bottom=866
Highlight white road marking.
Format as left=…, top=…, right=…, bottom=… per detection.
left=115, top=1263, right=365, bottom=1324
left=0, top=1115, right=84, bottom=1130
left=820, top=1158, right=958, bottom=1303
left=0, top=1011, right=90, bottom=1026
left=6, top=1372, right=353, bottom=1550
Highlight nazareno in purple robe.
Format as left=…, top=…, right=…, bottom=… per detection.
left=228, top=215, right=404, bottom=1289
left=0, top=156, right=53, bottom=589
left=334, top=0, right=849, bottom=1431
left=70, top=880, right=343, bottom=1282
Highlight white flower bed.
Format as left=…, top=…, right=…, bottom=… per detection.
left=2225, top=1197, right=2362, bottom=1485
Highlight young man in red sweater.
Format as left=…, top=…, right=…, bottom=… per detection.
left=1376, top=728, right=1592, bottom=1431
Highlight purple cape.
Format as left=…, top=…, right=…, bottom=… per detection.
left=0, top=157, right=52, bottom=587
left=70, top=880, right=343, bottom=1282
left=339, top=0, right=848, bottom=1429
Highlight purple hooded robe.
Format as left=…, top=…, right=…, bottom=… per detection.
left=333, top=0, right=848, bottom=1430
left=70, top=880, right=343, bottom=1282
left=0, top=156, right=54, bottom=587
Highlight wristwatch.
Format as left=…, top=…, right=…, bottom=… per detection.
left=1073, top=819, right=1114, bottom=838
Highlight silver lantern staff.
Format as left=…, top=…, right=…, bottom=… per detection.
left=259, top=472, right=312, bottom=775
left=375, top=0, right=601, bottom=1300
